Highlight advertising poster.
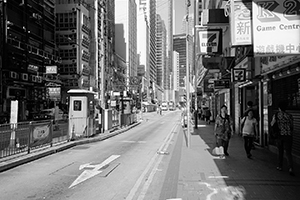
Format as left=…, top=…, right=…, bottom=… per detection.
left=31, top=123, right=51, bottom=147
left=252, top=0, right=300, bottom=56
left=198, top=29, right=222, bottom=55
left=230, top=0, right=252, bottom=45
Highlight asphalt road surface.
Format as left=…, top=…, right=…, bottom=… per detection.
left=0, top=110, right=183, bottom=200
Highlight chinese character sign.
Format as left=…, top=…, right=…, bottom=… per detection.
left=230, top=0, right=252, bottom=46
left=252, top=0, right=300, bottom=56
left=198, top=29, right=222, bottom=55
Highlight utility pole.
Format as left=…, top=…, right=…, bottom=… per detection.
left=193, top=0, right=198, bottom=129
left=186, top=0, right=191, bottom=147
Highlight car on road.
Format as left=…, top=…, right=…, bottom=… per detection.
left=168, top=101, right=175, bottom=111
left=161, top=102, right=168, bottom=111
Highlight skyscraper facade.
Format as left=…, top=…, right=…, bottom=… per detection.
left=136, top=4, right=149, bottom=97
left=173, top=51, right=180, bottom=91
left=156, top=14, right=167, bottom=88
left=137, top=0, right=156, bottom=101
left=115, top=0, right=137, bottom=79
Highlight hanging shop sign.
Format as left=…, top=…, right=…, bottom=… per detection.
left=203, top=79, right=214, bottom=93
left=47, top=87, right=61, bottom=100
left=252, top=0, right=300, bottom=56
left=230, top=0, right=252, bottom=46
left=214, top=79, right=230, bottom=89
left=233, top=57, right=252, bottom=80
left=232, top=68, right=246, bottom=82
left=28, top=64, right=39, bottom=72
left=45, top=65, right=57, bottom=74
left=198, top=29, right=222, bottom=55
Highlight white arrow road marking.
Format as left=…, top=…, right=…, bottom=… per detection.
left=69, top=155, right=120, bottom=188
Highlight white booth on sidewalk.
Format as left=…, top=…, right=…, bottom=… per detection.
left=67, top=89, right=96, bottom=140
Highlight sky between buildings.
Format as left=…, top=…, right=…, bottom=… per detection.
left=174, top=0, right=194, bottom=34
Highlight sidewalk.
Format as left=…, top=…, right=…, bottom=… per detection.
left=0, top=121, right=141, bottom=173
left=177, top=120, right=300, bottom=200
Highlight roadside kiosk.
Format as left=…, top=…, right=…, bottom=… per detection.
left=67, top=89, right=96, bottom=140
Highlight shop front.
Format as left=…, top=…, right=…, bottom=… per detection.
left=261, top=56, right=300, bottom=158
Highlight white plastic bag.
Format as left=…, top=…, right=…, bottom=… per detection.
left=212, top=147, right=220, bottom=155
left=212, top=146, right=224, bottom=155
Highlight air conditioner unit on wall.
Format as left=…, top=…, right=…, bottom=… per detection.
left=9, top=71, right=18, bottom=79
left=21, top=73, right=28, bottom=81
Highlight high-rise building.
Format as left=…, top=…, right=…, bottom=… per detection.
left=87, top=0, right=116, bottom=108
left=173, top=34, right=187, bottom=88
left=115, top=0, right=137, bottom=79
left=156, top=14, right=166, bottom=88
left=156, top=0, right=173, bottom=91
left=138, top=0, right=156, bottom=92
left=181, top=13, right=194, bottom=35
left=136, top=7, right=149, bottom=96
left=173, top=33, right=193, bottom=100
left=173, top=51, right=180, bottom=91
left=0, top=0, right=58, bottom=120
left=56, top=1, right=91, bottom=102
left=167, top=0, right=173, bottom=91
left=136, top=0, right=156, bottom=102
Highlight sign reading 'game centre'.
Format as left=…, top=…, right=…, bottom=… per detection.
left=252, top=0, right=300, bottom=56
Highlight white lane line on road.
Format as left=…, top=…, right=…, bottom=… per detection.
left=69, top=155, right=120, bottom=188
left=208, top=175, right=229, bottom=179
left=121, top=140, right=147, bottom=144
left=125, top=124, right=178, bottom=200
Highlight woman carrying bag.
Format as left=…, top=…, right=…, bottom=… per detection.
left=241, top=109, right=258, bottom=159
left=214, top=105, right=234, bottom=157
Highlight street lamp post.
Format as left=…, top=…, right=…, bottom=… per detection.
left=186, top=0, right=191, bottom=147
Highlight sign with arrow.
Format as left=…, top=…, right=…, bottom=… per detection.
left=69, top=155, right=120, bottom=188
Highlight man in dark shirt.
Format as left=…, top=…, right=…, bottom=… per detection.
left=271, top=100, right=294, bottom=176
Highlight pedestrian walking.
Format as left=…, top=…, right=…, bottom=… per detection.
left=241, top=109, right=258, bottom=159
left=242, top=101, right=259, bottom=149
left=198, top=108, right=202, bottom=121
left=271, top=100, right=295, bottom=176
left=205, top=108, right=212, bottom=124
left=214, top=105, right=234, bottom=157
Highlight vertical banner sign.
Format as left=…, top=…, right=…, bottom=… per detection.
left=10, top=100, right=18, bottom=124
left=198, top=29, right=222, bottom=55
left=252, top=0, right=300, bottom=56
left=230, top=0, right=252, bottom=45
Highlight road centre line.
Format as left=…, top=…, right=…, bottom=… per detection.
left=121, top=141, right=147, bottom=144
left=125, top=123, right=178, bottom=200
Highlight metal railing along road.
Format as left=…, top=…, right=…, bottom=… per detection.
left=0, top=119, right=68, bottom=159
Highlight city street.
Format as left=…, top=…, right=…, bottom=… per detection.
left=0, top=111, right=181, bottom=200
left=1, top=110, right=300, bottom=200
